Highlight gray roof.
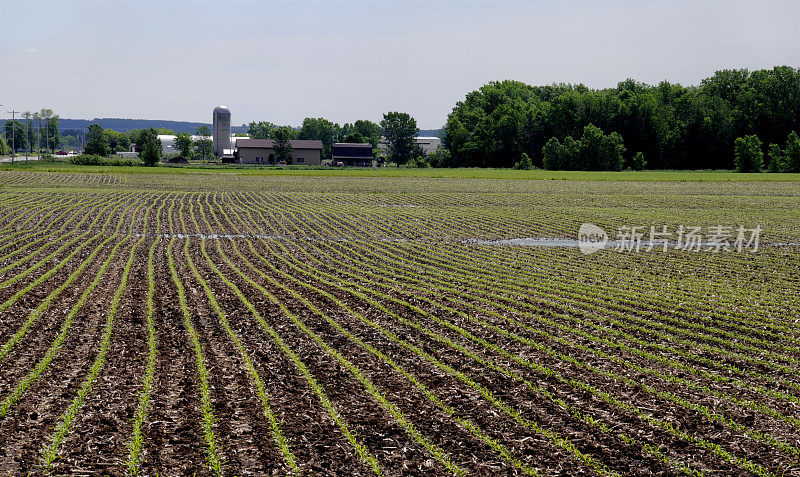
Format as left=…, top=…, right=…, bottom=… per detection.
left=333, top=142, right=372, bottom=148
left=236, top=138, right=323, bottom=150
left=213, top=105, right=231, bottom=115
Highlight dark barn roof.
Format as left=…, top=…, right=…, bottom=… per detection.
left=236, top=139, right=323, bottom=150
left=332, top=143, right=373, bottom=159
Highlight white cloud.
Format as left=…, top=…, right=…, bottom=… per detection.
left=23, top=48, right=38, bottom=54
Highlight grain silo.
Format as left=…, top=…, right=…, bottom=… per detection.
left=213, top=105, right=231, bottom=157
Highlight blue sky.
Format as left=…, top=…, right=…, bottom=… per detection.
left=2, top=0, right=799, bottom=128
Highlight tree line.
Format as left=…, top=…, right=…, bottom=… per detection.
left=443, top=66, right=800, bottom=171
left=83, top=124, right=214, bottom=165
left=2, top=109, right=61, bottom=157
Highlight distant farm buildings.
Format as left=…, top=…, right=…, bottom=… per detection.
left=234, top=139, right=323, bottom=165
left=151, top=106, right=442, bottom=166
left=331, top=143, right=373, bottom=167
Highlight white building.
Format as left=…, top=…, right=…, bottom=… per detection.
left=378, top=136, right=442, bottom=156
left=157, top=134, right=247, bottom=156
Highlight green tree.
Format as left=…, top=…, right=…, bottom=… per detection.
left=542, top=135, right=584, bottom=170
left=195, top=125, right=211, bottom=136
left=514, top=152, right=532, bottom=170
left=734, top=135, right=763, bottom=172
left=3, top=120, right=28, bottom=152
left=352, top=120, right=382, bottom=148
left=344, top=132, right=366, bottom=143
left=0, top=136, right=9, bottom=155
left=139, top=128, right=162, bottom=166
left=175, top=132, right=194, bottom=158
left=22, top=111, right=33, bottom=155
left=38, top=109, right=54, bottom=152
left=767, top=144, right=784, bottom=172
left=194, top=137, right=214, bottom=160
left=784, top=131, right=800, bottom=172
left=299, top=117, right=341, bottom=158
left=247, top=121, right=275, bottom=139
left=541, top=127, right=624, bottom=171
left=84, top=124, right=110, bottom=156
left=273, top=126, right=294, bottom=164
left=105, top=129, right=129, bottom=152
left=578, top=124, right=625, bottom=171
left=444, top=80, right=543, bottom=168
left=124, top=129, right=141, bottom=151
left=407, top=155, right=430, bottom=168
left=542, top=137, right=565, bottom=170
left=439, top=67, right=800, bottom=170
left=380, top=111, right=419, bottom=165
left=562, top=136, right=581, bottom=170
left=427, top=147, right=454, bottom=168
left=632, top=151, right=647, bottom=171
left=47, top=116, right=60, bottom=151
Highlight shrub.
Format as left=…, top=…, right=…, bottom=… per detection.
left=784, top=131, right=800, bottom=173
left=84, top=124, right=111, bottom=156
left=427, top=147, right=455, bottom=168
left=542, top=137, right=565, bottom=170
left=406, top=156, right=430, bottom=168
left=514, top=153, right=533, bottom=170
left=194, top=138, right=214, bottom=160
left=542, top=125, right=623, bottom=171
left=579, top=125, right=625, bottom=171
left=174, top=133, right=194, bottom=159
left=69, top=154, right=140, bottom=166
left=767, top=144, right=784, bottom=172
left=69, top=154, right=107, bottom=165
left=138, top=128, right=162, bottom=166
left=734, top=135, right=763, bottom=172
left=632, top=152, right=647, bottom=171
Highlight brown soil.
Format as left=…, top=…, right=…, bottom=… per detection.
left=1, top=186, right=799, bottom=477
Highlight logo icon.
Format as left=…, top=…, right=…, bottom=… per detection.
left=578, top=223, right=608, bottom=255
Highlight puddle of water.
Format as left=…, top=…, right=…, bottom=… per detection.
left=468, top=237, right=800, bottom=249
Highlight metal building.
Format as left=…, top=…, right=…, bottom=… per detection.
left=332, top=143, right=374, bottom=167
left=212, top=105, right=232, bottom=157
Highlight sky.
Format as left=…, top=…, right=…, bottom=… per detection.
left=1, top=0, right=799, bottom=129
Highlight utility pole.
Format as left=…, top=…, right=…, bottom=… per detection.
left=33, top=112, right=41, bottom=160
left=7, top=109, right=19, bottom=164
left=22, top=111, right=31, bottom=162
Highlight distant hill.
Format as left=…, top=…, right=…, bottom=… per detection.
left=1, top=117, right=442, bottom=138
left=418, top=129, right=443, bottom=138
left=3, top=118, right=250, bottom=134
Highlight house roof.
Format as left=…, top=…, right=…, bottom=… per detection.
left=236, top=139, right=323, bottom=150
left=332, top=143, right=373, bottom=159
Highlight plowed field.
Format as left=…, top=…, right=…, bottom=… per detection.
left=0, top=169, right=798, bottom=476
